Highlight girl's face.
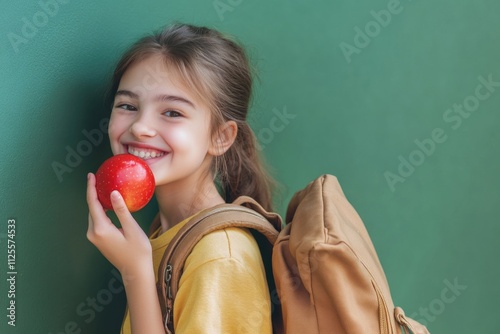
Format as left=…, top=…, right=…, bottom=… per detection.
left=108, top=54, right=216, bottom=188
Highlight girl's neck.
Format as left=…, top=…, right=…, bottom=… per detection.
left=154, top=172, right=225, bottom=233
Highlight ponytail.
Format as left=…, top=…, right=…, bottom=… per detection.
left=217, top=122, right=277, bottom=212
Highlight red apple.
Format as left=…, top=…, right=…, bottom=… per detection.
left=95, top=154, right=155, bottom=212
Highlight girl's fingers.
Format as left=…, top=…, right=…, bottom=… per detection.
left=86, top=178, right=150, bottom=272
left=86, top=173, right=115, bottom=238
left=86, top=173, right=107, bottom=221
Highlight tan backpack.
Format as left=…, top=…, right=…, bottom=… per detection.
left=155, top=174, right=430, bottom=334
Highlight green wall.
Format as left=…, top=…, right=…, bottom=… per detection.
left=1, top=0, right=498, bottom=333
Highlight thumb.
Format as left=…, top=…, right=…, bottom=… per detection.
left=110, top=190, right=141, bottom=236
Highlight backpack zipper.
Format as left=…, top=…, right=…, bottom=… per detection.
left=164, top=264, right=173, bottom=329
left=341, top=218, right=393, bottom=333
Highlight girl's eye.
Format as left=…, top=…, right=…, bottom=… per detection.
left=164, top=110, right=182, bottom=118
left=116, top=104, right=137, bottom=111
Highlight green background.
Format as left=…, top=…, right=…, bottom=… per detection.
left=1, top=0, right=498, bottom=333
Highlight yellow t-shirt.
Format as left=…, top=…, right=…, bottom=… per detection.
left=121, top=214, right=272, bottom=334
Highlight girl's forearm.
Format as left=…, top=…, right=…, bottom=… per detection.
left=123, top=265, right=165, bottom=334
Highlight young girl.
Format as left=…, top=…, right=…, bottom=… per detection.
left=86, top=23, right=277, bottom=333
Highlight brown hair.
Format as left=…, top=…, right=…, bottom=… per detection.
left=107, top=23, right=277, bottom=211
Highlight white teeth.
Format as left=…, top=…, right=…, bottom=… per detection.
left=127, top=145, right=165, bottom=159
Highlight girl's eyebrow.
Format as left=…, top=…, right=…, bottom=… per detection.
left=115, top=89, right=196, bottom=109
left=115, top=89, right=139, bottom=99
left=155, top=94, right=196, bottom=109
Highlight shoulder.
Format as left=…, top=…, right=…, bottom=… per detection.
left=173, top=229, right=272, bottom=333
left=189, top=226, right=259, bottom=265
left=181, top=226, right=264, bottom=280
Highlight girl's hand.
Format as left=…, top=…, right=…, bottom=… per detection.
left=86, top=173, right=152, bottom=276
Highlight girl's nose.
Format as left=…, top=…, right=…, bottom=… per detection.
left=129, top=119, right=156, bottom=138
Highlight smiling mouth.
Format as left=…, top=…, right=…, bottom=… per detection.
left=127, top=145, right=166, bottom=159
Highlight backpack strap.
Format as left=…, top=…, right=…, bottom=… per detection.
left=156, top=196, right=282, bottom=333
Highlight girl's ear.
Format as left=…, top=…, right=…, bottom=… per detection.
left=209, top=121, right=238, bottom=156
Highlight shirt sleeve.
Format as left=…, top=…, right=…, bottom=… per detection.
left=172, top=228, right=273, bottom=334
